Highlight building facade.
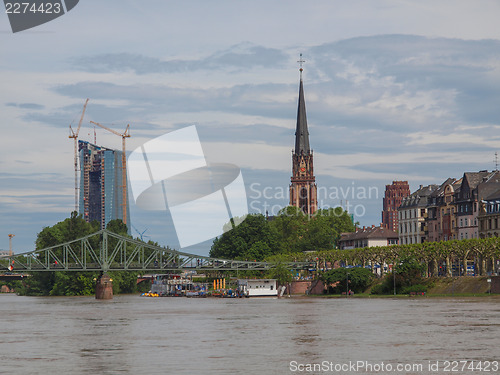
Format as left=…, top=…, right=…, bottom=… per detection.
left=426, top=178, right=461, bottom=242
left=478, top=188, right=500, bottom=238
left=455, top=171, right=500, bottom=240
left=289, top=64, right=317, bottom=215
left=398, top=184, right=437, bottom=245
left=79, top=140, right=130, bottom=229
left=382, top=181, right=410, bottom=232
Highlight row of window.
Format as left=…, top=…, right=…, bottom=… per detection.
left=400, top=236, right=426, bottom=245
left=479, top=217, right=500, bottom=231
left=399, top=222, right=425, bottom=234
left=399, top=208, right=426, bottom=220
left=486, top=202, right=500, bottom=214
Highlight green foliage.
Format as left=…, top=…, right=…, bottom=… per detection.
left=321, top=267, right=373, bottom=294
left=369, top=282, right=386, bottom=295
left=210, top=214, right=280, bottom=260
left=108, top=271, right=142, bottom=294
left=400, top=284, right=428, bottom=294
left=312, top=207, right=356, bottom=249
left=269, top=206, right=308, bottom=253
left=210, top=206, right=355, bottom=260
left=106, top=219, right=129, bottom=236
left=371, top=258, right=426, bottom=295
left=265, top=258, right=294, bottom=285
left=395, top=257, right=425, bottom=288
left=21, top=213, right=143, bottom=296
left=49, top=272, right=98, bottom=296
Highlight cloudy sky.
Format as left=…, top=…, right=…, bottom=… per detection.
left=2, top=0, right=500, bottom=254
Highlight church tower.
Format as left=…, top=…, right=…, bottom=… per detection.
left=289, top=55, right=317, bottom=215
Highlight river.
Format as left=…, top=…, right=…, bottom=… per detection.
left=0, top=294, right=499, bottom=374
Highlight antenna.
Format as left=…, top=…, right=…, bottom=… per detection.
left=495, top=152, right=498, bottom=171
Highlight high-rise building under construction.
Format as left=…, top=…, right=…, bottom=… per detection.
left=78, top=140, right=130, bottom=229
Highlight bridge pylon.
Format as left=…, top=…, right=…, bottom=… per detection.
left=95, top=273, right=113, bottom=299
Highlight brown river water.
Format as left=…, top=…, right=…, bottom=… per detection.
left=0, top=294, right=499, bottom=374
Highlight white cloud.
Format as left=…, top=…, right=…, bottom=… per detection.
left=3, top=1, right=500, bottom=251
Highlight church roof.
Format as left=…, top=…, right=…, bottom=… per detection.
left=295, top=76, right=310, bottom=154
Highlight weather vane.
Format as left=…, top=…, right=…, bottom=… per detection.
left=298, top=53, right=305, bottom=77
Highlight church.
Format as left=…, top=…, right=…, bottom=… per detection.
left=289, top=56, right=318, bottom=216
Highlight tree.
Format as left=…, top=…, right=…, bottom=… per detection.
left=25, top=212, right=99, bottom=296
left=266, top=261, right=294, bottom=286
left=321, top=267, right=373, bottom=294
left=23, top=214, right=142, bottom=296
left=210, top=214, right=280, bottom=260
left=269, top=206, right=308, bottom=253
left=268, top=206, right=355, bottom=253
left=313, top=207, right=356, bottom=248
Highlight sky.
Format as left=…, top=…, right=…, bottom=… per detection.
left=2, top=0, right=500, bottom=255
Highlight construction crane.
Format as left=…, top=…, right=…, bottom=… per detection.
left=8, top=234, right=15, bottom=257
left=90, top=121, right=130, bottom=226
left=69, top=99, right=89, bottom=212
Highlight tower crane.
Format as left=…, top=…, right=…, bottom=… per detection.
left=90, top=121, right=130, bottom=226
left=69, top=98, right=89, bottom=212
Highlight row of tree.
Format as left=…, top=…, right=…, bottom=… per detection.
left=269, top=237, right=500, bottom=277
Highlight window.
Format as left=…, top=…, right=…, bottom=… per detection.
left=460, top=218, right=463, bottom=227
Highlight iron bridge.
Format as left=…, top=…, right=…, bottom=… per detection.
left=0, top=230, right=308, bottom=273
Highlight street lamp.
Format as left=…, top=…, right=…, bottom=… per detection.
left=393, top=264, right=396, bottom=296
left=346, top=272, right=350, bottom=298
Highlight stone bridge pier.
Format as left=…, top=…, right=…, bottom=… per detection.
left=95, top=273, right=113, bottom=299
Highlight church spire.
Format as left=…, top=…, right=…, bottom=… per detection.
left=295, top=54, right=310, bottom=154
left=290, top=54, right=317, bottom=216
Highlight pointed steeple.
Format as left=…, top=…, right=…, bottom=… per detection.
left=295, top=54, right=310, bottom=154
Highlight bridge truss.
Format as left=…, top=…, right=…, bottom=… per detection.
left=0, top=230, right=308, bottom=273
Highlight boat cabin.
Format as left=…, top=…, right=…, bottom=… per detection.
left=237, top=279, right=278, bottom=297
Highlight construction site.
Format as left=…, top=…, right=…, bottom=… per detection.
left=69, top=99, right=131, bottom=230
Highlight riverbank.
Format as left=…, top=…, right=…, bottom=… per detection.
left=309, top=276, right=497, bottom=298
